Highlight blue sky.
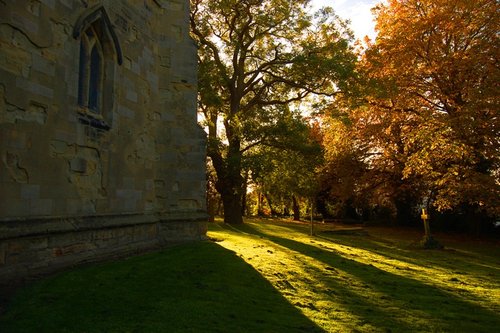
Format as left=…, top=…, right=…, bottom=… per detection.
left=310, top=0, right=383, bottom=41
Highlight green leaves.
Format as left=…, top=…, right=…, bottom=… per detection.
left=191, top=0, right=357, bottom=222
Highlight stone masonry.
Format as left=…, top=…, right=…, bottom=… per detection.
left=0, top=0, right=207, bottom=283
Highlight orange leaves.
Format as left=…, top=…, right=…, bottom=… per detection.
left=322, top=0, right=499, bottom=217
left=370, top=0, right=500, bottom=214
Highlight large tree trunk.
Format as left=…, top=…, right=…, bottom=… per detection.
left=221, top=191, right=244, bottom=224
left=205, top=91, right=247, bottom=224
left=215, top=171, right=244, bottom=224
left=210, top=134, right=245, bottom=224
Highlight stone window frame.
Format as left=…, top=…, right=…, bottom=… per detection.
left=73, top=6, right=122, bottom=130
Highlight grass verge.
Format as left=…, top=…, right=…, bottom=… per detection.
left=1, top=218, right=499, bottom=332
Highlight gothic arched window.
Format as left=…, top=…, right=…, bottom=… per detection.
left=78, top=25, right=104, bottom=113
left=73, top=6, right=122, bottom=129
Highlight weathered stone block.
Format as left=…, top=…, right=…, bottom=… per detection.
left=29, top=199, right=53, bottom=216
left=70, top=157, right=87, bottom=173
left=15, top=77, right=54, bottom=99
left=117, top=104, right=135, bottom=119
left=21, top=184, right=40, bottom=199
left=32, top=53, right=56, bottom=76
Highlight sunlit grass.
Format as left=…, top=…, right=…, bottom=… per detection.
left=1, top=218, right=498, bottom=332
left=209, top=218, right=500, bottom=332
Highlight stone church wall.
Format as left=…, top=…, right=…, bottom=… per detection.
left=0, top=0, right=206, bottom=283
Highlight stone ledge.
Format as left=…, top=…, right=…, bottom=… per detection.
left=0, top=211, right=208, bottom=240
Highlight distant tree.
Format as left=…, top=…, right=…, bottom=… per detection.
left=247, top=116, right=323, bottom=221
left=321, top=100, right=426, bottom=225
left=320, top=114, right=369, bottom=220
left=206, top=160, right=222, bottom=222
left=190, top=0, right=357, bottom=224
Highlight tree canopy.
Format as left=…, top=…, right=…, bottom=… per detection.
left=321, top=0, right=499, bottom=226
left=190, top=0, right=357, bottom=224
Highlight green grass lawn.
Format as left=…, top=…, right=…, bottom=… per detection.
left=1, top=218, right=499, bottom=332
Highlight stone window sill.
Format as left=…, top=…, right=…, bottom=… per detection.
left=77, top=108, right=110, bottom=130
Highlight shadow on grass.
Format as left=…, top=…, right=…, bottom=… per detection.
left=316, top=229, right=500, bottom=285
left=236, top=223, right=500, bottom=332
left=0, top=242, right=323, bottom=333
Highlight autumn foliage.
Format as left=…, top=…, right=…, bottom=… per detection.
left=321, top=0, right=499, bottom=227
